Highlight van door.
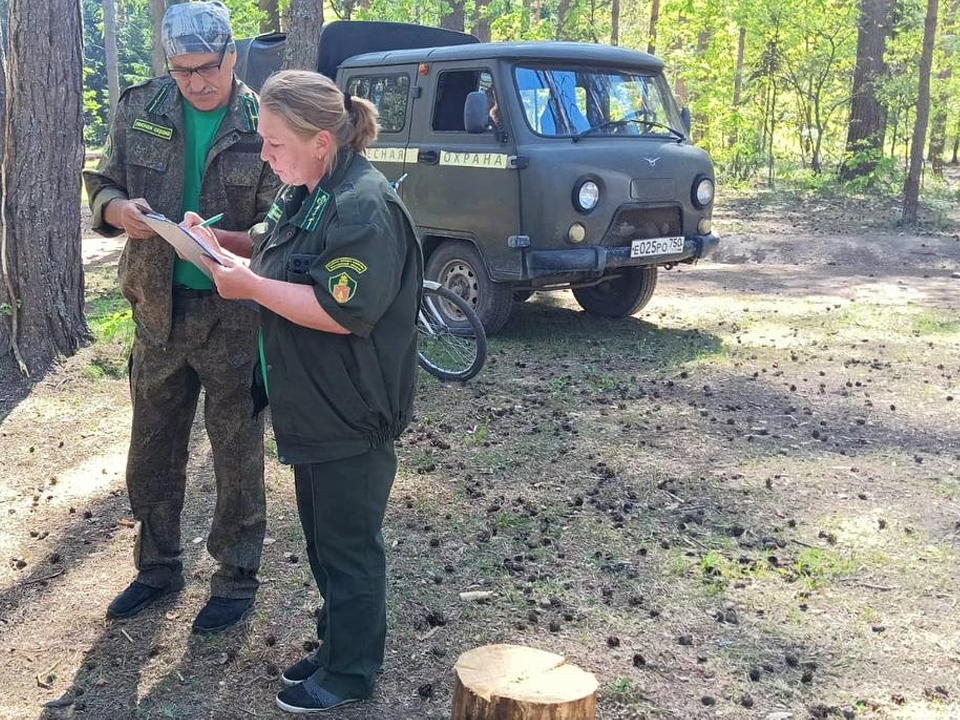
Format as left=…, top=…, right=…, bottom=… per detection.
left=342, top=67, right=418, bottom=185
left=404, top=65, right=522, bottom=281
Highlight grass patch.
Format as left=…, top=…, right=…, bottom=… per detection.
left=911, top=309, right=960, bottom=336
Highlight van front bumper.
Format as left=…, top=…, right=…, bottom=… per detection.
left=523, top=231, right=720, bottom=280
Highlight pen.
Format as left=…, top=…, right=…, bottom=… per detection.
left=199, top=212, right=224, bottom=228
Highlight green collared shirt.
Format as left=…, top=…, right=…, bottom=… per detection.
left=250, top=151, right=423, bottom=464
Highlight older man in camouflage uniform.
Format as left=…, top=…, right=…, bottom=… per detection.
left=83, top=1, right=279, bottom=633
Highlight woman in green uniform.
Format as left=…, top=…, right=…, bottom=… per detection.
left=193, top=69, right=422, bottom=714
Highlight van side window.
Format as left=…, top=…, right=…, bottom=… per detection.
left=346, top=74, right=410, bottom=133
left=433, top=69, right=495, bottom=132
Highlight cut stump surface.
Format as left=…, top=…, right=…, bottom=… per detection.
left=451, top=643, right=598, bottom=719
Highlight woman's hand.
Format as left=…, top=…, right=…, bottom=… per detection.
left=182, top=211, right=226, bottom=255
left=200, top=252, right=260, bottom=301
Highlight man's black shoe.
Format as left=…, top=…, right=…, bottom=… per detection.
left=281, top=649, right=322, bottom=687
left=275, top=681, right=359, bottom=714
left=192, top=596, right=255, bottom=634
left=107, top=579, right=184, bottom=619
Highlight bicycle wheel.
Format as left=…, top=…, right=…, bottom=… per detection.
left=417, top=282, right=487, bottom=381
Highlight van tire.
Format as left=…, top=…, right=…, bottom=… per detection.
left=426, top=242, right=513, bottom=335
left=572, top=266, right=658, bottom=318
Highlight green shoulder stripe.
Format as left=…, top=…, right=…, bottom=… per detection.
left=145, top=81, right=174, bottom=115
left=301, top=190, right=331, bottom=232
left=240, top=94, right=259, bottom=132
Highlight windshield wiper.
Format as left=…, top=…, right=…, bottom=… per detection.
left=572, top=112, right=685, bottom=143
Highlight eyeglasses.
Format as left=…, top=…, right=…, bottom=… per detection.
left=167, top=37, right=231, bottom=82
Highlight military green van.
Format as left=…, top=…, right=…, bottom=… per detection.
left=238, top=21, right=719, bottom=334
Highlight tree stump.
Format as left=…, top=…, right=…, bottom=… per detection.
left=451, top=643, right=598, bottom=719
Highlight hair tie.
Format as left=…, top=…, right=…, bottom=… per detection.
left=343, top=92, right=354, bottom=113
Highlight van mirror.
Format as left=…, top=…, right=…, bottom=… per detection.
left=464, top=91, right=491, bottom=134
left=681, top=106, right=691, bottom=135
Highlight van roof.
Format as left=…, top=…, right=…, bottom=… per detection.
left=339, top=41, right=665, bottom=72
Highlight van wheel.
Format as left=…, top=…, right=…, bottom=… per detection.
left=426, top=242, right=513, bottom=335
left=572, top=266, right=658, bottom=318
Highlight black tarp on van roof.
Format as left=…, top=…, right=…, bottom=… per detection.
left=235, top=21, right=479, bottom=91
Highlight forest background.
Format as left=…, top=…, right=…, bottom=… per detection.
left=72, top=0, right=947, bottom=200
left=0, top=0, right=948, bottom=372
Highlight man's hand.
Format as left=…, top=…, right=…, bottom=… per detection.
left=107, top=197, right=155, bottom=239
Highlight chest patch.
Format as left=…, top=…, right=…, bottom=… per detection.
left=132, top=119, right=174, bottom=140
left=329, top=272, right=358, bottom=304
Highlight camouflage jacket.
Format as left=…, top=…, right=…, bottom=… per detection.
left=83, top=77, right=280, bottom=345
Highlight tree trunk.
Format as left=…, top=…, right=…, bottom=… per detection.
left=728, top=25, right=746, bottom=147
left=611, top=0, right=619, bottom=45
left=451, top=645, right=598, bottom=720
left=555, top=0, right=572, bottom=39
left=441, top=0, right=465, bottom=32
left=951, top=116, right=960, bottom=163
left=902, top=0, right=939, bottom=225
left=925, top=0, right=960, bottom=174
left=647, top=0, right=660, bottom=55
left=473, top=0, right=492, bottom=41
left=260, top=0, right=281, bottom=33
left=839, top=0, right=893, bottom=181
left=283, top=0, right=323, bottom=71
left=0, top=18, right=9, bottom=360
left=104, top=0, right=120, bottom=114
left=151, top=0, right=167, bottom=76
left=2, top=0, right=90, bottom=374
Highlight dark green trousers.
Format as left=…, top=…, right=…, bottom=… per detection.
left=293, top=442, right=396, bottom=699
left=126, top=295, right=265, bottom=598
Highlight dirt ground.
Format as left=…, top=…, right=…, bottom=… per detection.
left=1, top=188, right=959, bottom=720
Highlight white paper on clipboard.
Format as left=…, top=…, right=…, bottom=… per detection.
left=140, top=211, right=224, bottom=279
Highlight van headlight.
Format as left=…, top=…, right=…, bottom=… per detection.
left=574, top=180, right=600, bottom=213
left=692, top=176, right=714, bottom=208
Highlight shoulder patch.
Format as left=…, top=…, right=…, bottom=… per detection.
left=329, top=272, right=358, bottom=304
left=132, top=118, right=174, bottom=140
left=325, top=257, right=368, bottom=274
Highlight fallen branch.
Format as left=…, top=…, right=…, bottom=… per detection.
left=837, top=579, right=898, bottom=591
left=35, top=658, right=63, bottom=689
left=660, top=488, right=686, bottom=504
left=20, top=569, right=64, bottom=586
left=681, top=534, right=710, bottom=551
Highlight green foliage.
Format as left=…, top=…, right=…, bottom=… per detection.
left=74, top=0, right=943, bottom=200
left=86, top=286, right=135, bottom=377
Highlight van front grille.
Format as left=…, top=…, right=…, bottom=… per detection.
left=601, top=205, right=681, bottom=245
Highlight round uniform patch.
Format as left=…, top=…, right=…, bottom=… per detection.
left=329, top=272, right=358, bottom=303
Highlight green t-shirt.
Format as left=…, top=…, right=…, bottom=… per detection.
left=173, top=102, right=228, bottom=289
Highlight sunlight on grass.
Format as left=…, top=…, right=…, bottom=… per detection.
left=911, top=309, right=960, bottom=336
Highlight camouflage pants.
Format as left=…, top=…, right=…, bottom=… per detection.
left=126, top=293, right=265, bottom=599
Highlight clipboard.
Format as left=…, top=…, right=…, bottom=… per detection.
left=139, top=210, right=224, bottom=279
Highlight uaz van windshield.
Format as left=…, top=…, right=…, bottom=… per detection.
left=513, top=65, right=684, bottom=139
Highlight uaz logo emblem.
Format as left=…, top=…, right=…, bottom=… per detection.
left=642, top=157, right=661, bottom=166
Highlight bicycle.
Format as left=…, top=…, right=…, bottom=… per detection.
left=417, top=279, right=487, bottom=382
left=389, top=173, right=486, bottom=381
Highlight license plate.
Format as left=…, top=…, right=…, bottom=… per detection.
left=630, top=236, right=685, bottom=258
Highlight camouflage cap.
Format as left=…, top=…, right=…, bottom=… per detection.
left=161, top=1, right=236, bottom=59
